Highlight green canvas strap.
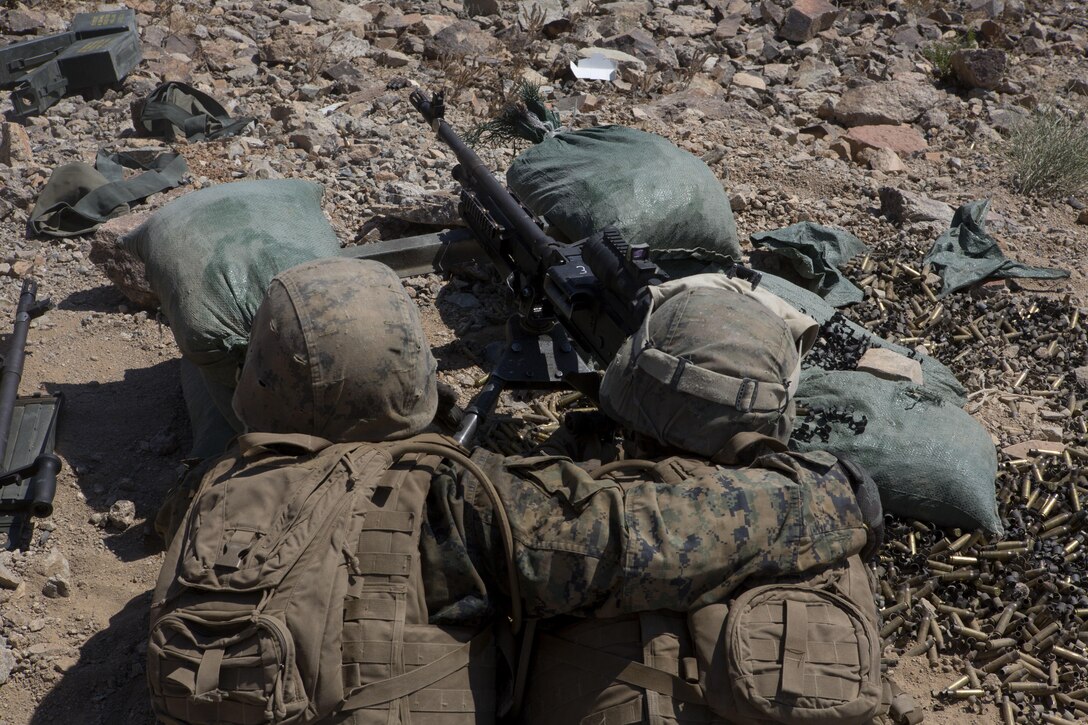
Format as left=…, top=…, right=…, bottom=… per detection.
left=28, top=149, right=188, bottom=237
left=138, top=81, right=255, bottom=142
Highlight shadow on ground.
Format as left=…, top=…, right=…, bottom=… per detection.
left=43, top=358, right=189, bottom=562
left=30, top=591, right=155, bottom=725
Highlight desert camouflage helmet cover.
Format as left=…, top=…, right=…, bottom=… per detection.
left=599, top=273, right=818, bottom=460
left=233, top=258, right=438, bottom=442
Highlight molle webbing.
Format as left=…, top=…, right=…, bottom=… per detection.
left=340, top=444, right=495, bottom=723
left=523, top=614, right=723, bottom=725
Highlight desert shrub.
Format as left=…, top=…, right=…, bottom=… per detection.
left=1007, top=106, right=1088, bottom=197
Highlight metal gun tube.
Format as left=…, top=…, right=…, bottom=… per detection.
left=410, top=91, right=556, bottom=267
left=0, top=279, right=37, bottom=464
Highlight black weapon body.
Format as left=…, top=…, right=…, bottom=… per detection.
left=410, top=90, right=668, bottom=443
left=0, top=279, right=63, bottom=548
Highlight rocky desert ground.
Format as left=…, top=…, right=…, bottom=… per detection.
left=1, top=0, right=1088, bottom=723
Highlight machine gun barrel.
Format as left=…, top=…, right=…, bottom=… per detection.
left=410, top=90, right=556, bottom=271
left=0, top=280, right=39, bottom=461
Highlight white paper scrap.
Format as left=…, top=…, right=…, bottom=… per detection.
left=570, top=53, right=618, bottom=82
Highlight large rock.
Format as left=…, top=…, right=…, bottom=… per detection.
left=464, top=0, right=500, bottom=15
left=826, top=77, right=943, bottom=126
left=0, top=644, right=13, bottom=685
left=0, top=123, right=32, bottom=167
left=879, top=187, right=954, bottom=225
left=950, top=48, right=1006, bottom=90
left=0, top=559, right=21, bottom=589
left=601, top=28, right=678, bottom=69
left=423, top=20, right=501, bottom=59
left=661, top=13, right=717, bottom=37
left=90, top=213, right=158, bottom=309
left=778, top=0, right=840, bottom=42
left=846, top=124, right=928, bottom=155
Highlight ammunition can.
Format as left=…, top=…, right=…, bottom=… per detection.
left=55, top=31, right=141, bottom=89
left=0, top=31, right=75, bottom=88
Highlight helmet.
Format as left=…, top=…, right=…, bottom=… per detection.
left=599, top=274, right=816, bottom=461
left=232, top=258, right=437, bottom=442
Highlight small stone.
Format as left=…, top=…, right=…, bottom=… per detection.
left=858, top=147, right=906, bottom=172
left=54, top=656, right=78, bottom=673
left=42, top=576, right=71, bottom=599
left=464, top=0, right=500, bottom=15
left=778, top=0, right=840, bottom=43
left=846, top=124, right=928, bottom=156
left=107, top=500, right=137, bottom=530
left=1077, top=210, right=1088, bottom=225
left=28, top=618, right=45, bottom=633
left=0, top=122, right=32, bottom=166
left=1038, top=424, right=1065, bottom=443
left=1001, top=439, right=1066, bottom=459
left=950, top=48, right=1006, bottom=90
left=732, top=72, right=766, bottom=91
left=0, top=561, right=21, bottom=590
left=856, top=348, right=923, bottom=385
left=37, top=549, right=70, bottom=579
left=878, top=187, right=955, bottom=226
left=826, top=77, right=943, bottom=127
left=829, top=139, right=852, bottom=160
left=376, top=49, right=412, bottom=68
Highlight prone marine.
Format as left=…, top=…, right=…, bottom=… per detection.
left=147, top=258, right=915, bottom=725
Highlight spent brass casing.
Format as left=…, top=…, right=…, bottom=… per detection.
left=948, top=532, right=973, bottom=552
left=1043, top=512, right=1074, bottom=531
left=880, top=616, right=906, bottom=639
left=1040, top=714, right=1077, bottom=725
left=1007, top=681, right=1054, bottom=693
left=905, top=637, right=934, bottom=657
left=994, top=605, right=1016, bottom=636
left=981, top=650, right=1018, bottom=673
left=954, top=625, right=989, bottom=642
left=1000, top=696, right=1015, bottom=725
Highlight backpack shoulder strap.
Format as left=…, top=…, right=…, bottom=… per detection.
left=385, top=436, right=522, bottom=634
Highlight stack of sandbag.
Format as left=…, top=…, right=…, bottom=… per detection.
left=761, top=274, right=1000, bottom=535
left=508, top=126, right=741, bottom=259
left=484, top=84, right=741, bottom=259
left=122, top=179, right=341, bottom=448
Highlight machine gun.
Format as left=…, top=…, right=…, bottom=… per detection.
left=410, top=89, right=671, bottom=444
left=0, top=279, right=63, bottom=550
left=1, top=8, right=141, bottom=119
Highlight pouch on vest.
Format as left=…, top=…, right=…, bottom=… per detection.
left=691, top=555, right=882, bottom=725
left=520, top=613, right=724, bottom=725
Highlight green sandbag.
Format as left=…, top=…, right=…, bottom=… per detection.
left=791, top=369, right=1001, bottom=535
left=758, top=273, right=966, bottom=406
left=123, top=179, right=340, bottom=388
left=507, top=126, right=741, bottom=259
